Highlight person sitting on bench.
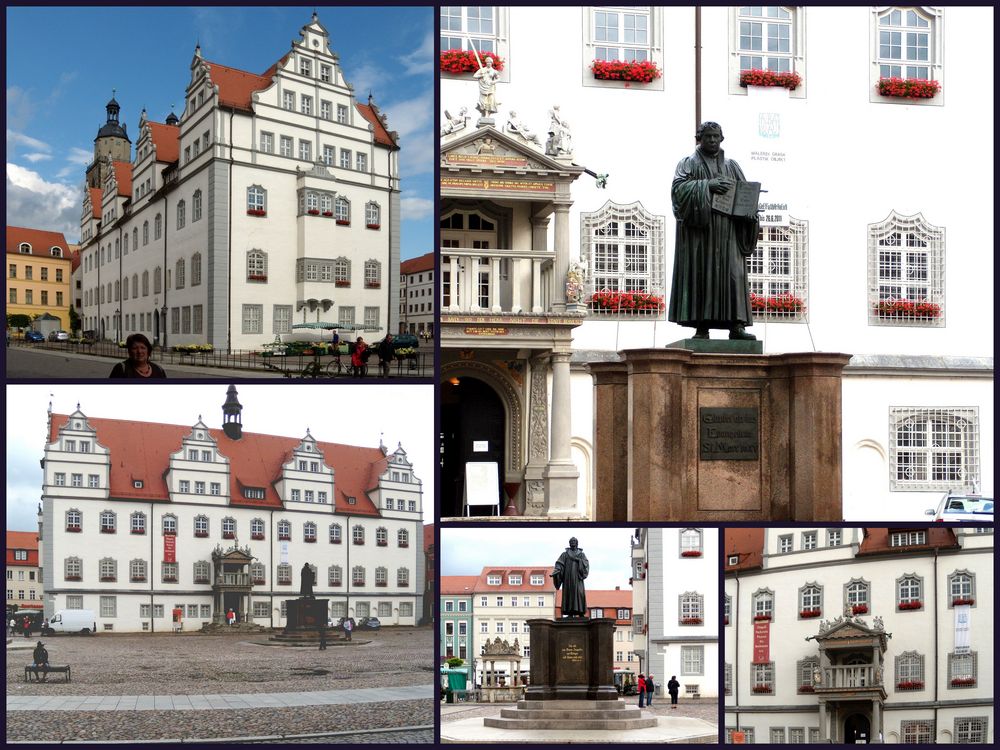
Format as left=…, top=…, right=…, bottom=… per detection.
left=32, top=641, right=50, bottom=681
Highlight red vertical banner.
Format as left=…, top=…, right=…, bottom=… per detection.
left=164, top=534, right=176, bottom=563
left=753, top=620, right=770, bottom=663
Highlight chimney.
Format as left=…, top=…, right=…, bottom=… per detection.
left=222, top=385, right=243, bottom=440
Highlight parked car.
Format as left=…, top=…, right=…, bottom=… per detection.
left=48, top=329, right=70, bottom=342
left=24, top=330, right=45, bottom=342
left=357, top=616, right=381, bottom=630
left=925, top=493, right=994, bottom=522
left=43, top=609, right=96, bottom=635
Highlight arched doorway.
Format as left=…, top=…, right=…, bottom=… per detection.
left=844, top=713, right=871, bottom=744
left=441, top=376, right=505, bottom=517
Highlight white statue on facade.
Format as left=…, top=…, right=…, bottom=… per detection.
left=473, top=56, right=501, bottom=117
left=441, top=107, right=469, bottom=136
left=545, top=105, right=572, bottom=157
left=566, top=262, right=585, bottom=303
left=506, top=110, right=539, bottom=144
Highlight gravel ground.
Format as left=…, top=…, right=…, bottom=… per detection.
left=7, top=627, right=432, bottom=696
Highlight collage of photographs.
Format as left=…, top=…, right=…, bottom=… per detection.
left=3, top=4, right=993, bottom=746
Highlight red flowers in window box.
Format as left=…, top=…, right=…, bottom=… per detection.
left=335, top=280, right=351, bottom=288
left=252, top=577, right=266, bottom=585
left=874, top=299, right=941, bottom=318
left=376, top=581, right=388, bottom=587
left=66, top=525, right=82, bottom=533
left=724, top=616, right=729, bottom=625
left=65, top=575, right=82, bottom=581
left=439, top=49, right=505, bottom=74
left=353, top=539, right=364, bottom=545
left=307, top=209, right=320, bottom=216
left=899, top=601, right=922, bottom=610
left=589, top=291, right=665, bottom=313
left=740, top=69, right=802, bottom=90
left=950, top=677, right=976, bottom=687
left=754, top=614, right=772, bottom=621
left=852, top=604, right=869, bottom=614
left=366, top=224, right=381, bottom=231
left=162, top=576, right=177, bottom=583
left=681, top=617, right=703, bottom=625
left=132, top=577, right=147, bottom=583
left=398, top=541, right=409, bottom=548
left=750, top=293, right=805, bottom=314
left=329, top=580, right=342, bottom=587
left=278, top=534, right=291, bottom=541
left=952, top=597, right=974, bottom=606
left=247, top=274, right=268, bottom=282
left=800, top=609, right=821, bottom=618
left=336, top=219, right=350, bottom=226
left=222, top=531, right=235, bottom=539
left=246, top=209, right=266, bottom=217
left=277, top=580, right=291, bottom=585
left=798, top=685, right=815, bottom=693
left=100, top=576, right=116, bottom=582
left=681, top=550, right=702, bottom=557
left=896, top=680, right=924, bottom=690
left=398, top=580, right=409, bottom=587
left=194, top=530, right=209, bottom=538
left=131, top=528, right=145, bottom=535
left=877, top=77, right=941, bottom=99
left=377, top=541, right=388, bottom=547
left=322, top=211, right=333, bottom=217
left=251, top=533, right=265, bottom=540
left=163, top=530, right=176, bottom=536
left=304, top=537, right=317, bottom=543
left=751, top=685, right=773, bottom=694
left=194, top=577, right=208, bottom=584
left=100, top=527, right=116, bottom=534
left=591, top=59, right=662, bottom=84
left=365, top=281, right=381, bottom=289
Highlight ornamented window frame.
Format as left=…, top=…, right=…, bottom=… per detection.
left=894, top=650, right=925, bottom=691
left=843, top=577, right=871, bottom=614
left=796, top=656, right=819, bottom=693
left=130, top=559, right=147, bottom=582
left=868, top=211, right=945, bottom=327
left=901, top=719, right=935, bottom=743
left=746, top=218, right=808, bottom=322
left=753, top=588, right=774, bottom=620
left=751, top=661, right=774, bottom=694
left=581, top=200, right=666, bottom=317
left=678, top=591, right=704, bottom=625
left=869, top=6, right=944, bottom=107
left=954, top=716, right=989, bottom=744
left=888, top=407, right=979, bottom=492
left=729, top=6, right=807, bottom=99
left=947, top=569, right=976, bottom=608
left=896, top=572, right=923, bottom=609
left=582, top=7, right=665, bottom=92
left=679, top=528, right=703, bottom=556
left=798, top=581, right=822, bottom=618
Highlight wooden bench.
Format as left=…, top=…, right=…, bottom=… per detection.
left=24, top=665, right=71, bottom=682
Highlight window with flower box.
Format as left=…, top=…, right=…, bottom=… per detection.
left=844, top=578, right=870, bottom=615
left=161, top=514, right=177, bottom=536
left=303, top=522, right=317, bottom=543
left=894, top=651, right=925, bottom=692
left=679, top=528, right=703, bottom=556
left=247, top=185, right=266, bottom=217
left=329, top=524, right=342, bottom=544
left=751, top=661, right=774, bottom=694
left=131, top=512, right=146, bottom=535
left=250, top=518, right=265, bottom=540
left=582, top=201, right=665, bottom=317
left=753, top=589, right=774, bottom=621
left=797, top=657, right=818, bottom=693
left=329, top=565, right=342, bottom=586
left=193, top=560, right=210, bottom=584
left=100, top=510, right=116, bottom=534
left=277, top=520, right=291, bottom=541
left=954, top=717, right=989, bottom=744
left=353, top=566, right=366, bottom=586
left=335, top=197, right=350, bottom=224
left=130, top=559, right=147, bottom=582
left=397, top=529, right=409, bottom=547
left=375, top=566, right=388, bottom=587
left=729, top=6, right=805, bottom=98
left=251, top=562, right=265, bottom=585
left=948, top=571, right=975, bottom=607
left=896, top=573, right=923, bottom=610
left=99, top=558, right=117, bottom=582
left=679, top=592, right=704, bottom=625
left=798, top=583, right=821, bottom=618
left=194, top=515, right=209, bottom=537
left=889, top=408, right=979, bottom=491
left=353, top=525, right=365, bottom=545
left=364, top=259, right=381, bottom=289
left=64, top=557, right=83, bottom=581
left=398, top=568, right=409, bottom=587
left=222, top=517, right=236, bottom=539
left=365, top=202, right=380, bottom=229
left=277, top=563, right=292, bottom=585
left=440, top=6, right=508, bottom=81
left=584, top=7, right=664, bottom=91
left=872, top=8, right=942, bottom=105
left=747, top=219, right=808, bottom=321
left=868, top=212, right=944, bottom=326
left=162, top=562, right=178, bottom=583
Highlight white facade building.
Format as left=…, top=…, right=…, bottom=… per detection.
left=399, top=251, right=435, bottom=337
left=38, top=387, right=424, bottom=632
left=80, top=13, right=401, bottom=350
left=631, top=527, right=718, bottom=698
left=440, top=6, right=993, bottom=520
left=724, top=527, right=993, bottom=743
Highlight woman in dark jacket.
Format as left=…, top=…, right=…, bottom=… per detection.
left=667, top=675, right=681, bottom=708
left=110, top=333, right=167, bottom=378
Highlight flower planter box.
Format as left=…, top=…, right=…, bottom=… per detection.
left=277, top=581, right=291, bottom=586
left=681, top=617, right=703, bottom=625
left=398, top=582, right=409, bottom=588
left=740, top=69, right=802, bottom=90
left=877, top=77, right=941, bottom=99
left=252, top=579, right=266, bottom=585
left=398, top=542, right=409, bottom=548
left=851, top=604, right=869, bottom=614
left=307, top=209, right=320, bottom=216
left=952, top=597, right=974, bottom=605
left=65, top=575, right=82, bottom=581
left=724, top=616, right=729, bottom=625
left=304, top=538, right=317, bottom=543
left=132, top=577, right=146, bottom=583
left=376, top=582, right=388, bottom=587
left=798, top=685, right=815, bottom=693
left=365, top=282, right=381, bottom=289
left=591, top=59, right=662, bottom=83
left=366, top=223, right=380, bottom=229
left=100, top=577, right=116, bottom=582
left=278, top=535, right=291, bottom=541
left=162, top=577, right=177, bottom=583
left=131, top=529, right=146, bottom=535
left=896, top=681, right=924, bottom=690
left=590, top=291, right=665, bottom=313
left=800, top=609, right=821, bottom=618
left=251, top=533, right=265, bottom=540
left=194, top=531, right=209, bottom=538
left=336, top=219, right=350, bottom=226
left=353, top=540, right=364, bottom=545
left=329, top=581, right=342, bottom=587
left=222, top=532, right=235, bottom=539
left=331, top=539, right=342, bottom=545
left=66, top=526, right=82, bottom=533
left=681, top=550, right=703, bottom=557
left=246, top=209, right=266, bottom=217
left=751, top=293, right=805, bottom=314
left=100, top=528, right=116, bottom=534
left=751, top=686, right=773, bottom=694
left=322, top=211, right=333, bottom=217
left=950, top=677, right=976, bottom=687
left=194, top=578, right=209, bottom=585
left=898, top=601, right=922, bottom=610
left=440, top=49, right=504, bottom=74
left=874, top=300, right=941, bottom=318
left=754, top=614, right=772, bottom=622
left=163, top=530, right=176, bottom=536
left=335, top=280, right=351, bottom=288
left=377, top=541, right=388, bottom=547
left=247, top=275, right=268, bottom=282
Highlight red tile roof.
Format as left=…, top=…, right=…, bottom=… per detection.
left=472, top=566, right=556, bottom=593
left=112, top=160, right=132, bottom=197
left=424, top=523, right=435, bottom=554
left=71, top=248, right=81, bottom=272
left=724, top=528, right=765, bottom=572
left=356, top=101, right=399, bottom=149
left=206, top=61, right=275, bottom=113
left=49, top=414, right=384, bottom=516
left=557, top=588, right=632, bottom=622
left=6, top=227, right=71, bottom=258
left=6, top=531, right=40, bottom=567
left=148, top=122, right=180, bottom=164
left=87, top=188, right=103, bottom=219
left=440, top=575, right=479, bottom=595
left=858, top=527, right=959, bottom=555
left=401, top=252, right=434, bottom=276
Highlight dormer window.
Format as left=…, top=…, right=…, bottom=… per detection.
left=728, top=555, right=740, bottom=565
left=133, top=480, right=144, bottom=489
left=530, top=574, right=544, bottom=585
left=890, top=530, right=926, bottom=547
left=508, top=574, right=522, bottom=585
left=19, top=243, right=31, bottom=253
left=242, top=487, right=265, bottom=500
left=487, top=575, right=501, bottom=585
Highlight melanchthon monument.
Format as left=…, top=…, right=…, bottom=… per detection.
left=590, top=123, right=850, bottom=522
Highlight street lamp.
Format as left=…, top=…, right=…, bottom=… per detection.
left=114, top=308, right=120, bottom=343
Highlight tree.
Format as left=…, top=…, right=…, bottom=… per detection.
left=68, top=306, right=81, bottom=335
left=446, top=657, right=465, bottom=668
left=7, top=313, right=31, bottom=330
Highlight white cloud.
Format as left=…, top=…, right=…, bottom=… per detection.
left=24, top=152, right=52, bottom=163
left=66, top=147, right=93, bottom=166
left=345, top=62, right=385, bottom=100
left=398, top=32, right=433, bottom=76
left=6, top=87, right=36, bottom=132
left=6, top=129, right=50, bottom=153
left=381, top=95, right=432, bottom=141
left=400, top=194, right=433, bottom=221
left=6, top=163, right=80, bottom=240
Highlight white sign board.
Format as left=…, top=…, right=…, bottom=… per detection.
left=280, top=541, right=289, bottom=564
left=954, top=605, right=971, bottom=654
left=473, top=440, right=489, bottom=452
left=464, top=461, right=499, bottom=515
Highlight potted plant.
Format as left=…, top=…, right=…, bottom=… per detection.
left=851, top=604, right=869, bottom=615
left=899, top=600, right=922, bottom=610
left=681, top=550, right=702, bottom=557
left=800, top=609, right=821, bottom=618
left=740, top=68, right=802, bottom=90
left=877, top=77, right=941, bottom=99
left=591, top=59, right=662, bottom=84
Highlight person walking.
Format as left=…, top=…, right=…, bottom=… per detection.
left=23, top=615, right=31, bottom=639
left=351, top=337, right=367, bottom=377
left=8, top=617, right=15, bottom=637
left=343, top=616, right=354, bottom=642
left=226, top=608, right=235, bottom=627
left=377, top=334, right=394, bottom=378
left=646, top=674, right=656, bottom=706
left=637, top=673, right=647, bottom=708
left=317, top=623, right=327, bottom=650
left=667, top=675, right=681, bottom=709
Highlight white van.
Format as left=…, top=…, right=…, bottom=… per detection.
left=44, top=609, right=96, bottom=635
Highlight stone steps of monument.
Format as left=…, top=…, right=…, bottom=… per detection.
left=484, top=716, right=658, bottom=731
left=500, top=707, right=645, bottom=720
left=516, top=699, right=629, bottom=711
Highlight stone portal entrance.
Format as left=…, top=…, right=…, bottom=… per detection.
left=211, top=545, right=254, bottom=625
left=441, top=376, right=506, bottom=516
left=845, top=712, right=872, bottom=744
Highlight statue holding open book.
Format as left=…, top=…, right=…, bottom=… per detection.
left=668, top=121, right=761, bottom=340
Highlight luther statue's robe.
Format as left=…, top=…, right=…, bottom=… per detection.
left=668, top=148, right=759, bottom=329
left=552, top=546, right=589, bottom=617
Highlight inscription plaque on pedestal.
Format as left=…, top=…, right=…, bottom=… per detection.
left=699, top=407, right=759, bottom=460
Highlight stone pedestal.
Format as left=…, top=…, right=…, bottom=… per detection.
left=592, top=349, right=851, bottom=521
left=283, top=597, right=328, bottom=634
left=525, top=618, right=617, bottom=701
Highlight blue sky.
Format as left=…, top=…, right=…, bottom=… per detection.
left=5, top=6, right=433, bottom=260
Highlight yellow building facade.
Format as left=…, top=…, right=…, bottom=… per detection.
left=6, top=226, right=73, bottom=331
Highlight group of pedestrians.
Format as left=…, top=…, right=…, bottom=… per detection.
left=9, top=615, right=35, bottom=638
left=637, top=673, right=682, bottom=709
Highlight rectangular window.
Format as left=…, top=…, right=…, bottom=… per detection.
left=54, top=472, right=66, bottom=486
left=100, top=595, right=117, bottom=618
left=71, top=473, right=83, bottom=487
left=356, top=152, right=368, bottom=172
left=336, top=104, right=348, bottom=123
left=592, top=7, right=651, bottom=62
left=363, top=306, right=379, bottom=331
left=299, top=140, right=312, bottom=161
left=681, top=645, right=705, bottom=676
left=737, top=6, right=793, bottom=73
left=890, top=531, right=927, bottom=547
left=954, top=717, right=989, bottom=744
left=210, top=482, right=220, bottom=495
left=280, top=136, right=293, bottom=157
left=300, top=94, right=312, bottom=116
left=802, top=531, right=817, bottom=550
left=283, top=91, right=295, bottom=110
left=273, top=305, right=292, bottom=334
left=242, top=304, right=263, bottom=334
left=827, top=529, right=842, bottom=546
left=778, top=534, right=793, bottom=553
left=340, top=149, right=352, bottom=169
left=193, top=305, right=204, bottom=334
left=320, top=100, right=331, bottom=120
left=260, top=132, right=274, bottom=153
left=320, top=64, right=331, bottom=82
left=299, top=57, right=312, bottom=77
